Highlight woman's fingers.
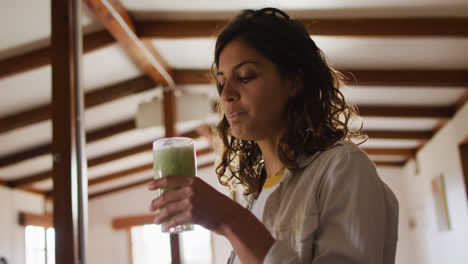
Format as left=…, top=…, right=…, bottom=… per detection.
left=153, top=198, right=192, bottom=225
left=147, top=176, right=195, bottom=190
left=162, top=209, right=194, bottom=231
left=150, top=186, right=194, bottom=212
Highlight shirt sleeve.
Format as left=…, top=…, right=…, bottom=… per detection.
left=262, top=149, right=396, bottom=264
left=313, top=149, right=392, bottom=263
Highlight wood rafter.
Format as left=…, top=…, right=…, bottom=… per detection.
left=88, top=147, right=212, bottom=187
left=83, top=0, right=174, bottom=86
left=374, top=161, right=407, bottom=167
left=88, top=161, right=215, bottom=200
left=365, top=130, right=433, bottom=140
left=87, top=155, right=408, bottom=200
left=363, top=148, right=415, bottom=156
left=358, top=105, right=455, bottom=118
left=136, top=18, right=468, bottom=38
left=0, top=30, right=115, bottom=79
left=0, top=119, right=136, bottom=167
left=0, top=75, right=155, bottom=134
left=165, top=69, right=468, bottom=87
left=7, top=130, right=201, bottom=188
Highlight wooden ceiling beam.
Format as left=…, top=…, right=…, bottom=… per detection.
left=341, top=70, right=468, bottom=87
left=365, top=130, right=433, bottom=140
left=0, top=119, right=136, bottom=167
left=88, top=161, right=215, bottom=200
left=175, top=69, right=468, bottom=87
left=88, top=147, right=212, bottom=187
left=7, top=130, right=201, bottom=188
left=363, top=148, right=415, bottom=156
left=0, top=75, right=154, bottom=134
left=358, top=105, right=455, bottom=118
left=0, top=30, right=114, bottom=79
left=136, top=18, right=468, bottom=38
left=374, top=161, right=407, bottom=167
left=83, top=0, right=174, bottom=86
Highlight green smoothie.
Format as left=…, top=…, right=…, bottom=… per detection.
left=152, top=137, right=196, bottom=233
left=153, top=144, right=196, bottom=193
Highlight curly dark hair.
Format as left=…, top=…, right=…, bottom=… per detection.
left=212, top=8, right=361, bottom=198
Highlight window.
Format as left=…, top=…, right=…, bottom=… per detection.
left=25, top=226, right=55, bottom=264
left=131, top=224, right=212, bottom=264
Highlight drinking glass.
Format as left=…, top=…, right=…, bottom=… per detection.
left=153, top=137, right=197, bottom=233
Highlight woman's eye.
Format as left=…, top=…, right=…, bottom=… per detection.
left=239, top=75, right=255, bottom=83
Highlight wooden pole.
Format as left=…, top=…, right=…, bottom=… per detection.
left=163, top=89, right=181, bottom=264
left=51, top=0, right=88, bottom=263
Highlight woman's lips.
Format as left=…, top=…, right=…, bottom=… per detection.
left=228, top=112, right=245, bottom=121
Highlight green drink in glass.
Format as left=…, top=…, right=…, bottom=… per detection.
left=153, top=137, right=196, bottom=233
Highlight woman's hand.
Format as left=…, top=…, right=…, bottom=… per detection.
left=147, top=175, right=238, bottom=236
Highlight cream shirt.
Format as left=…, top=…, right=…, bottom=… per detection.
left=227, top=141, right=399, bottom=264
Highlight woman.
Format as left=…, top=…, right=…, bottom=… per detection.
left=148, top=7, right=398, bottom=264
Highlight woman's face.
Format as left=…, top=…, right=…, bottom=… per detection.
left=216, top=39, right=297, bottom=141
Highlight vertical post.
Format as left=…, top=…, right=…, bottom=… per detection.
left=162, top=89, right=181, bottom=264
left=51, top=0, right=88, bottom=264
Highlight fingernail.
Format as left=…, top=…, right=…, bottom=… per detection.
left=147, top=181, right=157, bottom=190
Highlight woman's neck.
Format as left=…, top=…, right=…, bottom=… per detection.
left=256, top=135, right=285, bottom=179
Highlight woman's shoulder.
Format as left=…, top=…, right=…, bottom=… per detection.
left=299, top=140, right=369, bottom=169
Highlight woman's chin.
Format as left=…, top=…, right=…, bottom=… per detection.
left=231, top=128, right=253, bottom=141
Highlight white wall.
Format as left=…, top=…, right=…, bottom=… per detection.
left=400, top=102, right=468, bottom=264
left=88, top=166, right=233, bottom=264
left=377, top=166, right=412, bottom=264
left=0, top=186, right=44, bottom=264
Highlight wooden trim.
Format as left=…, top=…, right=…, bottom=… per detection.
left=363, top=148, right=415, bottom=156
left=18, top=211, right=53, bottom=228
left=113, top=214, right=154, bottom=230
left=365, top=130, right=433, bottom=140
left=0, top=30, right=114, bottom=80
left=358, top=105, right=455, bottom=118
left=83, top=0, right=174, bottom=86
left=374, top=161, right=407, bottom=167
left=0, top=75, right=154, bottom=135
left=137, top=18, right=468, bottom=38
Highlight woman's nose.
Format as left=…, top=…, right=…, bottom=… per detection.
left=220, top=79, right=239, bottom=103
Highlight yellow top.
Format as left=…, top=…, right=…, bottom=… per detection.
left=262, top=168, right=286, bottom=190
